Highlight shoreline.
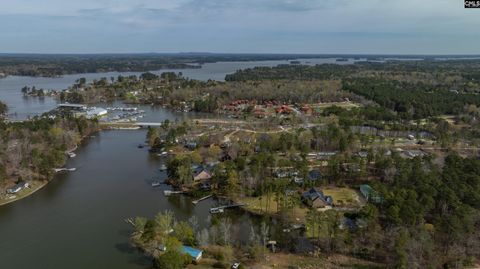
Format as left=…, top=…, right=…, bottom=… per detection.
left=0, top=129, right=100, bottom=207
left=0, top=180, right=48, bottom=206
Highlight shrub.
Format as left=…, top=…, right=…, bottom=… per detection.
left=212, top=261, right=228, bottom=268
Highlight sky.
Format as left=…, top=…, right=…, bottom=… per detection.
left=0, top=0, right=478, bottom=54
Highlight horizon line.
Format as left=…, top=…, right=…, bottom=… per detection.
left=0, top=52, right=479, bottom=57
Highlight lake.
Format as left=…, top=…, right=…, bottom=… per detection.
left=0, top=126, right=276, bottom=269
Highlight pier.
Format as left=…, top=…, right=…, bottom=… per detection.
left=101, top=122, right=163, bottom=129
left=209, top=203, right=246, bottom=214
left=163, top=190, right=185, bottom=196
left=192, top=194, right=213, bottom=205
left=53, top=168, right=77, bottom=173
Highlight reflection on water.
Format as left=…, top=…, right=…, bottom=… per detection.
left=0, top=122, right=284, bottom=269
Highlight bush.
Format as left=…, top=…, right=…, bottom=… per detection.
left=155, top=250, right=190, bottom=269
left=212, top=261, right=228, bottom=268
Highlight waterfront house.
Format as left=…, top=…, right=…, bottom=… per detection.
left=193, top=169, right=212, bottom=182
left=181, top=246, right=203, bottom=261
left=6, top=181, right=29, bottom=194
left=360, top=184, right=383, bottom=203
left=301, top=188, right=333, bottom=208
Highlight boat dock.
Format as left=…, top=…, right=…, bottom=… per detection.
left=209, top=203, right=246, bottom=214
left=163, top=190, right=185, bottom=196
left=54, top=168, right=77, bottom=173
left=192, top=194, right=213, bottom=205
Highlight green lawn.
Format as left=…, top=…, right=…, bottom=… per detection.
left=323, top=187, right=364, bottom=208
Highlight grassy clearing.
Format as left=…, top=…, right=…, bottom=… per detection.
left=311, top=102, right=362, bottom=110
left=188, top=252, right=385, bottom=269
left=252, top=253, right=384, bottom=269
left=323, top=187, right=364, bottom=208
left=236, top=194, right=308, bottom=221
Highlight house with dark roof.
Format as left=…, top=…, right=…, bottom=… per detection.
left=301, top=188, right=333, bottom=208
left=185, top=141, right=197, bottom=150
left=6, top=181, right=29, bottom=194
left=307, top=170, right=322, bottom=181
left=357, top=151, right=368, bottom=158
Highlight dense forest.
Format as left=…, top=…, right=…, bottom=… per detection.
left=342, top=78, right=480, bottom=119
left=59, top=72, right=363, bottom=112
left=0, top=114, right=99, bottom=193
left=225, top=61, right=480, bottom=119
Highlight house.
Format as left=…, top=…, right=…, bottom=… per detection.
left=185, top=141, right=197, bottom=150
left=274, top=170, right=289, bottom=178
left=357, top=151, right=368, bottom=158
left=157, top=244, right=167, bottom=252
left=360, top=184, right=383, bottom=203
left=307, top=170, right=322, bottom=181
left=301, top=188, right=333, bottom=208
left=339, top=217, right=358, bottom=230
left=300, top=105, right=313, bottom=116
left=276, top=105, right=293, bottom=114
left=293, top=176, right=304, bottom=184
left=6, top=181, right=29, bottom=194
left=181, top=246, right=203, bottom=261
left=193, top=169, right=212, bottom=182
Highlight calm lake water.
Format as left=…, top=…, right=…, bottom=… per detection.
left=0, top=124, right=285, bottom=269
left=0, top=58, right=358, bottom=120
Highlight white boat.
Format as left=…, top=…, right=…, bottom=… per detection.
left=151, top=181, right=161, bottom=187
left=209, top=208, right=224, bottom=214
left=67, top=152, right=76, bottom=158
left=159, top=165, right=167, bottom=171
left=157, top=152, right=168, bottom=157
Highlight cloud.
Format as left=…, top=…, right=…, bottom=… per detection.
left=0, top=0, right=478, bottom=53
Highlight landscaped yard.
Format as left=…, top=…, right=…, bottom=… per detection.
left=323, top=187, right=364, bottom=208
left=236, top=194, right=308, bottom=222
